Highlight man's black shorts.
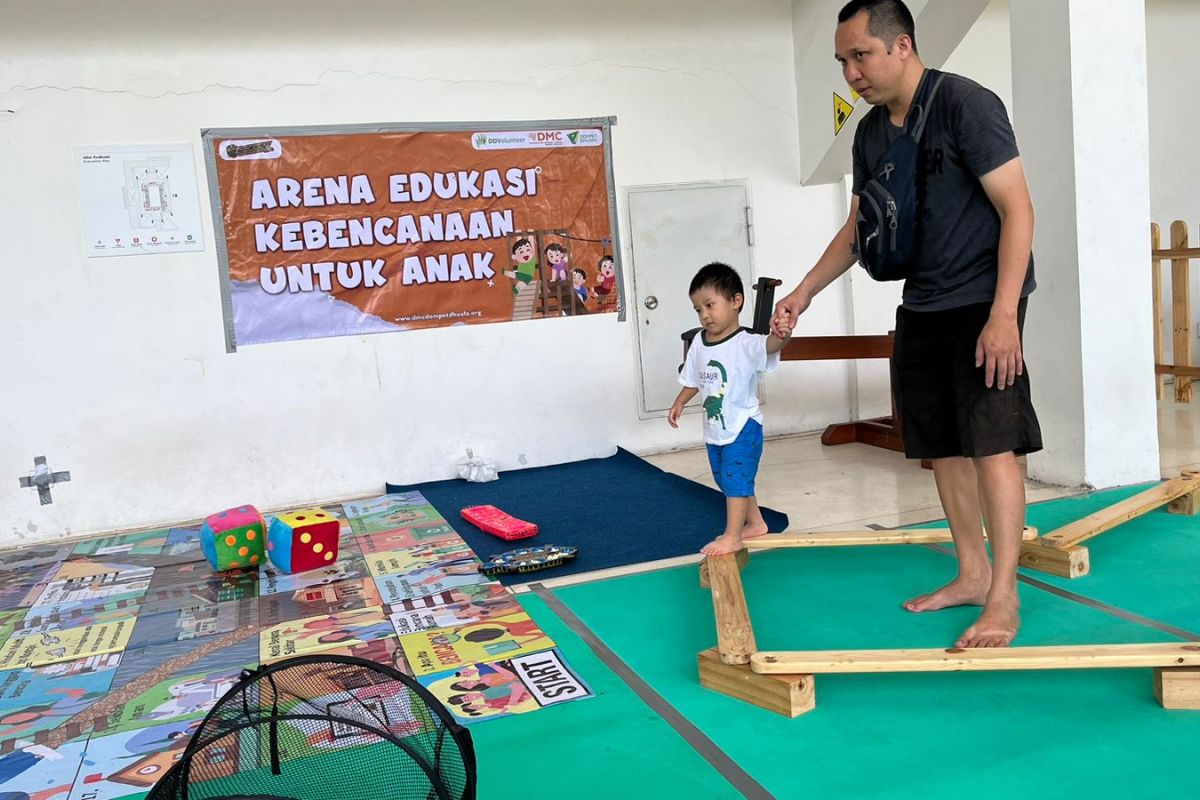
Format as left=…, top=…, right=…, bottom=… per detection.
left=891, top=298, right=1043, bottom=460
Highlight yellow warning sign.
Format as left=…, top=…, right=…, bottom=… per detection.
left=850, top=88, right=860, bottom=102
left=834, top=92, right=854, bottom=134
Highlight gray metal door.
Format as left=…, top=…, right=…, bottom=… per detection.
left=627, top=182, right=754, bottom=417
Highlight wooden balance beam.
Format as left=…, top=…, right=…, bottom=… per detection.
left=750, top=643, right=1200, bottom=674
left=699, top=552, right=1200, bottom=716
left=698, top=527, right=1037, bottom=588
left=1018, top=471, right=1200, bottom=578
left=744, top=526, right=1039, bottom=549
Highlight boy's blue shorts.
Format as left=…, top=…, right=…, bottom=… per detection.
left=705, top=419, right=763, bottom=498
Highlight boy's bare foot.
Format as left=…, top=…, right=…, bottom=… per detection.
left=742, top=520, right=769, bottom=540
left=902, top=576, right=990, bottom=613
left=701, top=533, right=744, bottom=556
left=955, top=596, right=1020, bottom=648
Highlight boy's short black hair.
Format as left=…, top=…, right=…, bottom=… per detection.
left=512, top=237, right=531, bottom=253
left=571, top=267, right=586, bottom=279
left=689, top=261, right=743, bottom=301
left=598, top=254, right=614, bottom=267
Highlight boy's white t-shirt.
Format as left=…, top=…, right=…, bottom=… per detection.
left=679, top=329, right=780, bottom=445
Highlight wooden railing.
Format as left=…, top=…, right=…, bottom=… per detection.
left=1152, top=221, right=1200, bottom=402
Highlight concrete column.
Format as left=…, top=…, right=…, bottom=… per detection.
left=1010, top=0, right=1159, bottom=487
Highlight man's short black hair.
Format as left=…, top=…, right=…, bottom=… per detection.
left=838, top=0, right=918, bottom=55
left=689, top=262, right=743, bottom=302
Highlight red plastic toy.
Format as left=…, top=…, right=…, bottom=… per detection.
left=460, top=505, right=538, bottom=541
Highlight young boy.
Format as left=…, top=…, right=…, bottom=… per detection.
left=668, top=262, right=792, bottom=556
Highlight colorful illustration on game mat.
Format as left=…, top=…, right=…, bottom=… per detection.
left=72, top=529, right=169, bottom=558
left=259, top=554, right=369, bottom=596
left=418, top=648, right=593, bottom=725
left=142, top=561, right=258, bottom=613
left=98, top=664, right=245, bottom=738
left=373, top=562, right=494, bottom=605
left=399, top=612, right=555, bottom=677
left=0, top=616, right=136, bottom=670
left=0, top=653, right=121, bottom=752
left=342, top=492, right=424, bottom=518
left=260, top=605, right=395, bottom=662
left=30, top=560, right=154, bottom=608
left=345, top=495, right=444, bottom=535
left=258, top=577, right=383, bottom=626
left=388, top=588, right=523, bottom=635
left=0, top=495, right=593, bottom=800
left=365, top=540, right=475, bottom=577
left=125, top=600, right=257, bottom=650
left=0, top=562, right=61, bottom=609
left=18, top=595, right=145, bottom=637
left=356, top=521, right=462, bottom=555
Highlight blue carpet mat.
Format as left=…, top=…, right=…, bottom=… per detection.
left=386, top=447, right=789, bottom=584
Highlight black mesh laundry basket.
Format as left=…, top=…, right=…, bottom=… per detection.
left=145, top=655, right=476, bottom=800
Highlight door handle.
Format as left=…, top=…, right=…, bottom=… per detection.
left=644, top=296, right=658, bottom=310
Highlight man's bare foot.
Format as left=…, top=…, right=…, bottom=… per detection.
left=902, top=576, right=990, bottom=613
left=742, top=520, right=769, bottom=540
left=955, top=596, right=1020, bottom=648
left=701, top=533, right=744, bottom=556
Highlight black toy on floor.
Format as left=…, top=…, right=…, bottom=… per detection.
left=478, top=544, right=579, bottom=576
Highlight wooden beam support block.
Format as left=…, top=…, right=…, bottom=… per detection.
left=1041, top=473, right=1200, bottom=548
left=698, top=648, right=815, bottom=718
left=751, top=643, right=1200, bottom=675
left=1154, top=666, right=1200, bottom=710
left=699, top=547, right=749, bottom=588
left=706, top=553, right=756, bottom=665
left=1167, top=471, right=1200, bottom=516
left=1019, top=541, right=1090, bottom=578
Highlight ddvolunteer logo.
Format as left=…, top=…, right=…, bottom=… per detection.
left=219, top=139, right=282, bottom=161
left=470, top=129, right=604, bottom=150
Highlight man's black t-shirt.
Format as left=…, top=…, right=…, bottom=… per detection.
left=852, top=70, right=1036, bottom=311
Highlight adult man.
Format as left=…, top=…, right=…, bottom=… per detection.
left=772, top=0, right=1041, bottom=647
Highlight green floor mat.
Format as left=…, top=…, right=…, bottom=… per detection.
left=554, top=542, right=1200, bottom=800
left=1022, top=485, right=1200, bottom=634
left=468, top=593, right=742, bottom=799
left=912, top=484, right=1200, bottom=635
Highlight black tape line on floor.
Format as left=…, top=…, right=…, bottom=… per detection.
left=530, top=582, right=776, bottom=800
left=864, top=523, right=1200, bottom=642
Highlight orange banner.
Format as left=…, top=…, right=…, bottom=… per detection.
left=204, top=122, right=619, bottom=349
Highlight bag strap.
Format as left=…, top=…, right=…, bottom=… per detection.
left=906, top=68, right=947, bottom=143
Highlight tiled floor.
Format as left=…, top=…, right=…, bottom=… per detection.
left=519, top=397, right=1200, bottom=593
left=646, top=397, right=1200, bottom=533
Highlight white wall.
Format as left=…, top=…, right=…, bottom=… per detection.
left=1147, top=0, right=1200, bottom=227
left=1147, top=0, right=1200, bottom=369
left=1, top=0, right=857, bottom=546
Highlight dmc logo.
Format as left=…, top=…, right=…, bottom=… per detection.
left=474, top=133, right=488, bottom=147
left=567, top=131, right=580, bottom=144
left=880, top=162, right=896, bottom=180
left=532, top=131, right=563, bottom=142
